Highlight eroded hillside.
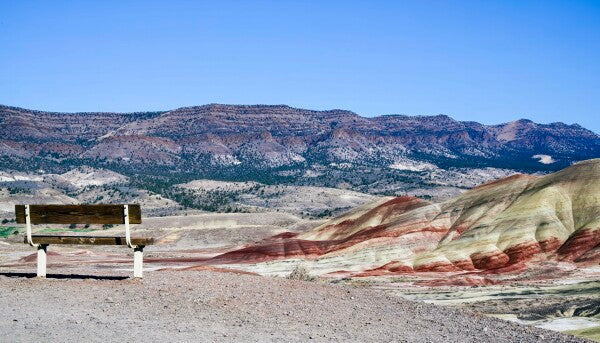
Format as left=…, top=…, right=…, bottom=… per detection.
left=1, top=104, right=598, bottom=199
left=204, top=159, right=600, bottom=286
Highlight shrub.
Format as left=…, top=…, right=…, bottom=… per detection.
left=286, top=264, right=317, bottom=282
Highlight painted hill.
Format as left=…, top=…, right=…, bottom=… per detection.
left=208, top=159, right=600, bottom=284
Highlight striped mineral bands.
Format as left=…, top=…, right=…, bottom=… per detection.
left=206, top=159, right=600, bottom=284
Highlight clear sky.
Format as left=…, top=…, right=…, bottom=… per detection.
left=1, top=1, right=599, bottom=132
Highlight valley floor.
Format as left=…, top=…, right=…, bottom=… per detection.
left=0, top=270, right=584, bottom=343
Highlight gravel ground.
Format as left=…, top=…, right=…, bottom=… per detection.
left=0, top=270, right=586, bottom=342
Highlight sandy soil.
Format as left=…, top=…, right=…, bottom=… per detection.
left=0, top=270, right=586, bottom=342
left=365, top=278, right=600, bottom=340
left=0, top=213, right=595, bottom=342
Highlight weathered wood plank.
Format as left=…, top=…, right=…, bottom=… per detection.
left=15, top=204, right=142, bottom=224
left=25, top=235, right=153, bottom=246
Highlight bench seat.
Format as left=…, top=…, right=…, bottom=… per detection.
left=25, top=235, right=154, bottom=246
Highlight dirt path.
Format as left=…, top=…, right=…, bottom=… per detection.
left=0, top=271, right=585, bottom=342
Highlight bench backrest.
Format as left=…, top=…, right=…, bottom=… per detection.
left=15, top=204, right=142, bottom=224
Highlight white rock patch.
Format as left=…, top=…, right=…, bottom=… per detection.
left=389, top=160, right=437, bottom=172
left=532, top=154, right=556, bottom=164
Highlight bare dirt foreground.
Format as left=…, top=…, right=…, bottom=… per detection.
left=0, top=271, right=585, bottom=342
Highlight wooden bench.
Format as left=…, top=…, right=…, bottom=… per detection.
left=15, top=204, right=153, bottom=278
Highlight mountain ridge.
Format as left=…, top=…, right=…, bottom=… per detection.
left=0, top=103, right=594, bottom=131
left=2, top=103, right=596, bottom=139
left=1, top=103, right=598, bottom=199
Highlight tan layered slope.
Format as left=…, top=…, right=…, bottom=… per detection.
left=209, top=159, right=600, bottom=280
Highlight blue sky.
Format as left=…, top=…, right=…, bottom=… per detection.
left=0, top=1, right=599, bottom=132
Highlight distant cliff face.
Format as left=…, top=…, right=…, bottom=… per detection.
left=206, top=159, right=600, bottom=285
left=0, top=104, right=598, bottom=196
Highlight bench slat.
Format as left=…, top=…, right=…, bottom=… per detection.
left=15, top=204, right=142, bottom=224
left=25, top=235, right=153, bottom=246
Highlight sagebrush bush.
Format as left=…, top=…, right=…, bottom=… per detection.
left=287, top=264, right=317, bottom=282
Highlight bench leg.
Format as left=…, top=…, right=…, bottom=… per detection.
left=133, top=246, right=144, bottom=278
left=37, top=244, right=48, bottom=278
